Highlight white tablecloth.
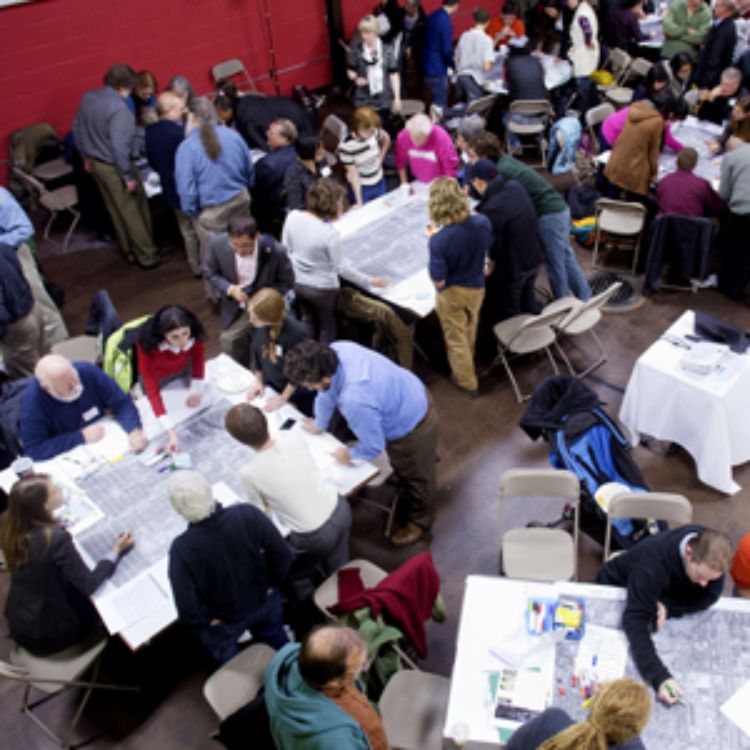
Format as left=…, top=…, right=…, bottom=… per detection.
left=619, top=310, right=750, bottom=494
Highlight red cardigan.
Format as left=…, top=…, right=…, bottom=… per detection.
left=135, top=338, right=205, bottom=418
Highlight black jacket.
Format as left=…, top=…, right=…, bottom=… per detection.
left=168, top=503, right=292, bottom=629
left=694, top=17, right=737, bottom=89
left=506, top=54, right=550, bottom=103
left=234, top=96, right=314, bottom=152
left=4, top=526, right=115, bottom=654
left=596, top=525, right=724, bottom=689
left=0, top=243, right=33, bottom=341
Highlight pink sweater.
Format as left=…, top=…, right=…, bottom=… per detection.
left=394, top=124, right=459, bottom=183
left=601, top=106, right=684, bottom=152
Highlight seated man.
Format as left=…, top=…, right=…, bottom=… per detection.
left=19, top=354, right=146, bottom=460
left=656, top=147, right=725, bottom=216
left=224, top=403, right=352, bottom=600
left=203, top=214, right=294, bottom=366
left=265, top=624, right=388, bottom=750
left=596, top=526, right=732, bottom=705
left=455, top=7, right=494, bottom=102
left=697, top=67, right=747, bottom=125
left=487, top=1, right=526, bottom=47
left=167, top=470, right=292, bottom=665
left=395, top=113, right=459, bottom=184
left=283, top=340, right=438, bottom=547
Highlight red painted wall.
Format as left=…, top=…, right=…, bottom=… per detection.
left=0, top=0, right=331, bottom=180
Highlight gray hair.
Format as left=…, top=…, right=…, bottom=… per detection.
left=722, top=66, right=742, bottom=82
left=167, top=470, right=216, bottom=523
left=457, top=114, right=487, bottom=143
left=406, top=113, right=433, bottom=140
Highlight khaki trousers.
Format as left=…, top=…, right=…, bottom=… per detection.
left=220, top=311, right=252, bottom=368
left=1, top=303, right=49, bottom=379
left=90, top=159, right=159, bottom=266
left=16, top=242, right=68, bottom=346
left=174, top=209, right=201, bottom=276
left=435, top=285, right=484, bottom=392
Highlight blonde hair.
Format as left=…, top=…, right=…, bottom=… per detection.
left=248, top=288, right=286, bottom=363
left=539, top=679, right=652, bottom=750
left=689, top=529, right=733, bottom=572
left=428, top=177, right=470, bottom=226
left=358, top=14, right=380, bottom=34
left=351, top=106, right=382, bottom=134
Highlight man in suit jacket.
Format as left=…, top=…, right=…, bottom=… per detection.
left=694, top=0, right=738, bottom=89
left=203, top=214, right=294, bottom=366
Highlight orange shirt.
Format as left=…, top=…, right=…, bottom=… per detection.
left=486, top=17, right=526, bottom=46
left=731, top=533, right=750, bottom=589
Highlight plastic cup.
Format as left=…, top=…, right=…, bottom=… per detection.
left=11, top=457, right=35, bottom=479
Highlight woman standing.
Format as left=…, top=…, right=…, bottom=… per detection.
left=1, top=476, right=133, bottom=654
left=428, top=177, right=493, bottom=397
left=245, top=288, right=314, bottom=416
left=282, top=179, right=387, bottom=344
left=135, top=305, right=207, bottom=453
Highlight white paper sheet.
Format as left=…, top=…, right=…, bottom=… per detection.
left=573, top=624, right=629, bottom=684
left=721, top=679, right=750, bottom=739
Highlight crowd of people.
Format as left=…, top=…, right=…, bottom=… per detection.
left=3, top=0, right=750, bottom=747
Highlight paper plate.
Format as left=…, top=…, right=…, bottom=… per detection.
left=216, top=371, right=254, bottom=394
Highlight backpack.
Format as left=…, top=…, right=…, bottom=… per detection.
left=102, top=316, right=150, bottom=393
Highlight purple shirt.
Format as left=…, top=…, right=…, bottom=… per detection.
left=656, top=169, right=725, bottom=217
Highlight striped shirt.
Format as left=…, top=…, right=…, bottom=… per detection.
left=337, top=131, right=384, bottom=186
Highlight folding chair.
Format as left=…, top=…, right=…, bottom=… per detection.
left=592, top=197, right=647, bottom=275
left=543, top=281, right=623, bottom=378
left=486, top=308, right=568, bottom=403
left=603, top=492, right=693, bottom=561
left=605, top=48, right=634, bottom=108
left=379, top=670, right=450, bottom=750
left=585, top=102, right=615, bottom=154
left=505, top=100, right=556, bottom=168
left=320, top=114, right=348, bottom=166
left=12, top=167, right=80, bottom=253
left=212, top=58, right=258, bottom=93
left=1, top=631, right=137, bottom=748
left=499, top=468, right=580, bottom=581
left=466, top=93, right=499, bottom=120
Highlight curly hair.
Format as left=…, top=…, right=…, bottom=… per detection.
left=137, top=305, right=206, bottom=353
left=428, top=177, right=470, bottom=226
left=282, top=340, right=339, bottom=386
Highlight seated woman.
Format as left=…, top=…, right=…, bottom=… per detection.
left=669, top=52, right=694, bottom=98
left=506, top=678, right=651, bottom=750
left=338, top=106, right=391, bottom=207
left=135, top=305, right=207, bottom=453
left=708, top=94, right=750, bottom=154
left=1, top=475, right=133, bottom=655
left=245, top=288, right=314, bottom=417
left=633, top=61, right=671, bottom=103
left=283, top=135, right=328, bottom=212
left=281, top=178, right=387, bottom=344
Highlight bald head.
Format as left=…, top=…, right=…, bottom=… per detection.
left=35, top=355, right=83, bottom=402
left=298, top=625, right=367, bottom=691
left=157, top=91, right=186, bottom=122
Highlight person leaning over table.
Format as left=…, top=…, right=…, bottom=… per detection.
left=697, top=67, right=748, bottom=125
left=427, top=176, right=493, bottom=397
left=394, top=112, right=459, bottom=184
left=596, top=526, right=732, bottom=705
left=245, top=287, right=315, bottom=417
left=166, top=470, right=292, bottom=665
left=281, top=178, right=387, bottom=345
left=283, top=339, right=438, bottom=548
left=134, top=305, right=206, bottom=454
left=20, top=354, right=147, bottom=461
left=1, top=475, right=134, bottom=655
left=505, top=678, right=651, bottom=750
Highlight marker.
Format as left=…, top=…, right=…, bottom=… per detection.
left=582, top=697, right=592, bottom=709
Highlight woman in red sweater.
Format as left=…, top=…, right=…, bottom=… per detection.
left=135, top=305, right=206, bottom=452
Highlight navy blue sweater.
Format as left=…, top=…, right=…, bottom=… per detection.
left=0, top=243, right=33, bottom=341
left=144, top=119, right=184, bottom=209
left=19, top=361, right=142, bottom=460
left=423, top=7, right=455, bottom=77
left=429, top=213, right=493, bottom=289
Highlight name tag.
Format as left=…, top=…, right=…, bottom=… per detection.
left=408, top=148, right=438, bottom=163
left=83, top=406, right=100, bottom=422
left=275, top=344, right=284, bottom=358
left=320, top=165, right=332, bottom=178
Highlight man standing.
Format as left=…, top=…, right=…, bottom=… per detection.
left=265, top=625, right=388, bottom=750
left=662, top=0, right=713, bottom=60
left=284, top=340, right=437, bottom=547
left=693, top=0, right=738, bottom=89
left=424, top=0, right=460, bottom=110
left=73, top=64, right=160, bottom=269
left=596, top=526, right=731, bottom=705
left=395, top=113, right=459, bottom=184
left=19, top=354, right=146, bottom=460
left=203, top=215, right=294, bottom=366
left=167, top=470, right=292, bottom=665
left=0, top=243, right=47, bottom=379
left=145, top=91, right=201, bottom=276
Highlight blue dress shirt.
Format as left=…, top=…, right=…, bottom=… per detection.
left=313, top=341, right=428, bottom=461
left=0, top=187, right=34, bottom=248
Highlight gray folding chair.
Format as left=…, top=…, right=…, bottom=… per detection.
left=592, top=198, right=647, bottom=275
left=585, top=103, right=615, bottom=154
left=603, top=492, right=693, bottom=561
left=605, top=48, right=634, bottom=108
left=543, top=281, right=623, bottom=378
left=499, top=468, right=580, bottom=582
left=202, top=643, right=276, bottom=721
left=379, top=670, right=450, bottom=750
left=505, top=99, right=555, bottom=167
left=211, top=58, right=258, bottom=93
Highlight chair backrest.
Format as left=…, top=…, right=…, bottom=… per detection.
left=321, top=113, right=348, bottom=156
left=212, top=58, right=247, bottom=84
left=609, top=48, right=632, bottom=84
left=603, top=492, right=693, bottom=559
left=684, top=88, right=700, bottom=110
left=509, top=99, right=555, bottom=120
left=466, top=94, right=498, bottom=118
left=558, top=281, right=623, bottom=330
left=12, top=166, right=47, bottom=198
left=628, top=57, right=653, bottom=80
left=313, top=559, right=387, bottom=617
left=595, top=197, right=647, bottom=235
left=585, top=102, right=614, bottom=129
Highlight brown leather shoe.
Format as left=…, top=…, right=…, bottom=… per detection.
left=390, top=522, right=425, bottom=547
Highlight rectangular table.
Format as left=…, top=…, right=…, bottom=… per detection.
left=619, top=310, right=750, bottom=494
left=1, top=355, right=377, bottom=649
left=444, top=575, right=750, bottom=748
left=335, top=181, right=436, bottom=318
left=657, top=116, right=724, bottom=189
left=484, top=51, right=572, bottom=95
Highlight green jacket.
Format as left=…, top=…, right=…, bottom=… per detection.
left=662, top=0, right=712, bottom=59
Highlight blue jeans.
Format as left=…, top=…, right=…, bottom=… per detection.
left=538, top=208, right=591, bottom=300
left=361, top=178, right=386, bottom=204
left=426, top=75, right=449, bottom=107
left=198, top=590, right=288, bottom=665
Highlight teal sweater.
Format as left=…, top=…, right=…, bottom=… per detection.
left=264, top=643, right=372, bottom=750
